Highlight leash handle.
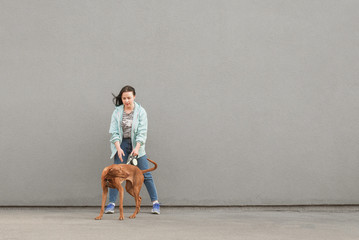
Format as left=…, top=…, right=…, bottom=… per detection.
left=126, top=154, right=138, bottom=166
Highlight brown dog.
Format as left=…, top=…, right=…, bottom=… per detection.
left=95, top=158, right=157, bottom=220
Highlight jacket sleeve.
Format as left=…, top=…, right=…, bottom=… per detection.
left=135, top=108, right=147, bottom=145
left=109, top=109, right=120, bottom=143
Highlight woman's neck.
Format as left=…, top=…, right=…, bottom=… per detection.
left=124, top=104, right=135, bottom=113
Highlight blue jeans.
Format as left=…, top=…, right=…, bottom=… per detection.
left=108, top=138, right=159, bottom=203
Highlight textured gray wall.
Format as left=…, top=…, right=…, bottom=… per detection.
left=1, top=0, right=359, bottom=206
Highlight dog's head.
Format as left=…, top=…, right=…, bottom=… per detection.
left=105, top=166, right=129, bottom=180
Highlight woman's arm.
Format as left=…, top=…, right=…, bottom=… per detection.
left=135, top=108, right=148, bottom=146
left=109, top=110, right=120, bottom=143
left=132, top=108, right=148, bottom=156
left=109, top=109, right=124, bottom=161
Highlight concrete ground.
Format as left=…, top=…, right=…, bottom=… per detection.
left=0, top=206, right=359, bottom=240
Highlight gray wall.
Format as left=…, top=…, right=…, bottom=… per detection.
left=1, top=0, right=359, bottom=206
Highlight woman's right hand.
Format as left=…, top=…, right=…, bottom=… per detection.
left=118, top=148, right=125, bottom=162
left=114, top=141, right=125, bottom=162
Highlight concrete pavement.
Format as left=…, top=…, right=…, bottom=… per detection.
left=0, top=206, right=359, bottom=240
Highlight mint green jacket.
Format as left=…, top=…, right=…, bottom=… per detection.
left=109, top=102, right=148, bottom=159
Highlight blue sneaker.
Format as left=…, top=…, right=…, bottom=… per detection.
left=104, top=203, right=115, bottom=214
left=152, top=202, right=160, bottom=215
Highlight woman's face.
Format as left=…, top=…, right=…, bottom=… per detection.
left=122, top=91, right=135, bottom=108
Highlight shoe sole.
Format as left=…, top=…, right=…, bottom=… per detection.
left=105, top=210, right=114, bottom=214
left=152, top=211, right=160, bottom=215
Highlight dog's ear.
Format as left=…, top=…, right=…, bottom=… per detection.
left=105, top=166, right=129, bottom=179
left=105, top=168, right=118, bottom=179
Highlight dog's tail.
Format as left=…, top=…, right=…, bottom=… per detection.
left=141, top=158, right=157, bottom=174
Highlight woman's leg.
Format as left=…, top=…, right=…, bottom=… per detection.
left=137, top=154, right=159, bottom=202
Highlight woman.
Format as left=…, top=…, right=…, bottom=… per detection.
left=105, top=85, right=160, bottom=214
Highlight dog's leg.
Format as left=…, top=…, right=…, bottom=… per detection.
left=126, top=181, right=141, bottom=218
left=137, top=196, right=142, bottom=214
left=125, top=181, right=135, bottom=197
left=133, top=195, right=142, bottom=215
left=95, top=186, right=108, bottom=220
left=118, top=185, right=124, bottom=220
left=129, top=186, right=141, bottom=219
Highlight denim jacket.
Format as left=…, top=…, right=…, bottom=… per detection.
left=109, top=102, right=148, bottom=159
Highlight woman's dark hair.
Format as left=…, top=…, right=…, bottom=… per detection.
left=112, top=85, right=136, bottom=106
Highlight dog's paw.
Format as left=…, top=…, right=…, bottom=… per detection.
left=119, top=216, right=124, bottom=220
left=95, top=216, right=102, bottom=220
left=129, top=214, right=136, bottom=219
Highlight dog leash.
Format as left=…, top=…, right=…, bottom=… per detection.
left=126, top=154, right=138, bottom=166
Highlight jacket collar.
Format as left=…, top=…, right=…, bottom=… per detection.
left=117, top=102, right=141, bottom=114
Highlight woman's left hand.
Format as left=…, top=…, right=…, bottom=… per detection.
left=131, top=147, right=139, bottom=156
left=131, top=142, right=141, bottom=156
